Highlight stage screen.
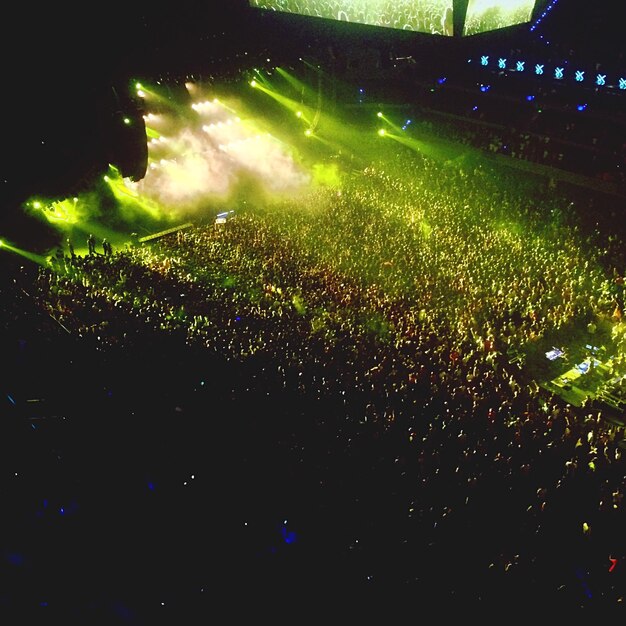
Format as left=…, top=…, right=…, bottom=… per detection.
left=249, top=1, right=455, bottom=36
left=462, top=0, right=536, bottom=36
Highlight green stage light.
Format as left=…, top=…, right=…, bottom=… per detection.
left=377, top=111, right=383, bottom=118
left=250, top=80, right=257, bottom=88
left=378, top=128, right=386, bottom=136
left=305, top=129, right=313, bottom=137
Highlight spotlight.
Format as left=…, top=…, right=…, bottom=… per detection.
left=378, top=129, right=386, bottom=137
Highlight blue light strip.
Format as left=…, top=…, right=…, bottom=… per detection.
left=474, top=53, right=626, bottom=93
left=529, top=0, right=560, bottom=33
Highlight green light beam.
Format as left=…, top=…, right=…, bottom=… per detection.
left=146, top=126, right=161, bottom=139
left=250, top=81, right=315, bottom=121
left=275, top=67, right=317, bottom=100
left=377, top=112, right=403, bottom=133
left=0, top=240, right=48, bottom=266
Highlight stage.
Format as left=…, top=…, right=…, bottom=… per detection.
left=520, top=318, right=626, bottom=422
left=542, top=353, right=614, bottom=407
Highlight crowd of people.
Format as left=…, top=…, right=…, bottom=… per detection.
left=2, top=139, right=626, bottom=618
left=251, top=0, right=454, bottom=35
left=350, top=74, right=626, bottom=185
left=463, top=0, right=534, bottom=37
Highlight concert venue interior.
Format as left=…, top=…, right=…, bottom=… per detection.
left=1, top=0, right=626, bottom=620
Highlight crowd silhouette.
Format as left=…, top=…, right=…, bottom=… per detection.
left=2, top=142, right=625, bottom=618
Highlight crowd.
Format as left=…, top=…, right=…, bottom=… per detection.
left=1, top=141, right=626, bottom=618
left=391, top=80, right=626, bottom=184
left=463, top=0, right=534, bottom=37
left=251, top=0, right=453, bottom=34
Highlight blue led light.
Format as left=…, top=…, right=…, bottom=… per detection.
left=6, top=553, right=25, bottom=566
left=530, top=0, right=561, bottom=31
left=280, top=525, right=298, bottom=544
